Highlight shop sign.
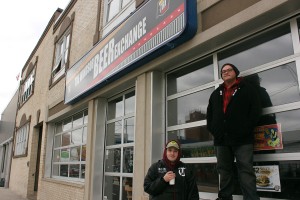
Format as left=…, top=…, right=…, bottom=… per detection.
left=254, top=165, right=281, bottom=192
left=65, top=0, right=197, bottom=103
left=253, top=123, right=283, bottom=151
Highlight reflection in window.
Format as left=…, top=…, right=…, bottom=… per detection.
left=105, top=148, right=121, bottom=173
left=107, top=121, right=122, bottom=145
left=123, top=147, right=133, bottom=173
left=187, top=163, right=218, bottom=193
left=167, top=88, right=214, bottom=126
left=256, top=62, right=300, bottom=107
left=218, top=23, right=293, bottom=72
left=168, top=126, right=214, bottom=158
left=167, top=57, right=214, bottom=95
left=108, top=96, right=123, bottom=120
left=124, top=118, right=134, bottom=143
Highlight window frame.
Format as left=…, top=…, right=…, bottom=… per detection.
left=19, top=68, right=35, bottom=106
left=51, top=110, right=88, bottom=181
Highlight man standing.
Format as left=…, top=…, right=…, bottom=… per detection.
left=206, top=63, right=261, bottom=200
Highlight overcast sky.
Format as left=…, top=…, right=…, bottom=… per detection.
left=0, top=0, right=70, bottom=116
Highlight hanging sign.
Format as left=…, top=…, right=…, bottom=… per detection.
left=65, top=0, right=197, bottom=103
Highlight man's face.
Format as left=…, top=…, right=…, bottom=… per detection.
left=221, top=65, right=237, bottom=82
left=166, top=147, right=179, bottom=162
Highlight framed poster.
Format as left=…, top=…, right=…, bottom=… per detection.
left=254, top=123, right=283, bottom=151
left=254, top=165, right=281, bottom=192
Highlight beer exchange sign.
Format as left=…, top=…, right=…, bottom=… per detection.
left=65, top=0, right=197, bottom=103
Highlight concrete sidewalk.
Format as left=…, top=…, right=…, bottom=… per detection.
left=0, top=188, right=28, bottom=200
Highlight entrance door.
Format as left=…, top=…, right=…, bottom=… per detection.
left=34, top=125, right=43, bottom=191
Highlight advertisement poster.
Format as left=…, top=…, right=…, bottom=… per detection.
left=253, top=124, right=283, bottom=151
left=254, top=165, right=281, bottom=192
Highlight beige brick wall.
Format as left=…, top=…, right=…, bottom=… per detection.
left=38, top=179, right=84, bottom=200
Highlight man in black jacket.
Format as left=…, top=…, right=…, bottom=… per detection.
left=206, top=63, right=261, bottom=200
left=144, top=140, right=199, bottom=200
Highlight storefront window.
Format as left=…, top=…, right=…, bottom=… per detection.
left=218, top=23, right=293, bottom=72
left=104, top=90, right=135, bottom=199
left=52, top=110, right=87, bottom=180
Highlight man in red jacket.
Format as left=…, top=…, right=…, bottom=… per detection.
left=206, top=63, right=261, bottom=200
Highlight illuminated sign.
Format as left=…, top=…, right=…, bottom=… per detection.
left=65, top=0, right=197, bottom=103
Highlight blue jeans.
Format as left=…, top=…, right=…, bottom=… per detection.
left=216, top=144, right=260, bottom=200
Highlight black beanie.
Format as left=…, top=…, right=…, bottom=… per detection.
left=220, top=63, right=240, bottom=78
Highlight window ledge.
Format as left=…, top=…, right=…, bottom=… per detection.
left=42, top=177, right=85, bottom=188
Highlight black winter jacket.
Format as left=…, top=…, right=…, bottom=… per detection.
left=206, top=79, right=261, bottom=146
left=144, top=160, right=199, bottom=200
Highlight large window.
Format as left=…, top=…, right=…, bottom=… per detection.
left=14, top=123, right=29, bottom=156
left=52, top=30, right=71, bottom=82
left=166, top=17, right=300, bottom=198
left=104, top=90, right=135, bottom=200
left=19, top=69, right=35, bottom=105
left=52, top=110, right=88, bottom=180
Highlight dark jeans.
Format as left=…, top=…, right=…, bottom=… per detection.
left=216, top=144, right=260, bottom=200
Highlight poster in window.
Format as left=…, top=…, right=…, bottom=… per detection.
left=254, top=165, right=281, bottom=192
left=253, top=124, right=283, bottom=151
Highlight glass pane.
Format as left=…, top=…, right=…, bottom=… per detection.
left=60, top=148, right=70, bottom=162
left=81, top=164, right=85, bottom=179
left=53, top=150, right=60, bottom=162
left=60, top=164, right=68, bottom=177
left=188, top=163, right=218, bottom=193
left=69, top=164, right=80, bottom=178
left=251, top=161, right=300, bottom=199
left=125, top=91, right=135, bottom=115
left=81, top=145, right=86, bottom=161
left=84, top=110, right=88, bottom=124
left=167, top=57, right=214, bottom=95
left=62, top=132, right=71, bottom=146
left=83, top=127, right=87, bottom=144
left=168, top=126, right=214, bottom=158
left=53, top=164, right=59, bottom=176
left=122, top=0, right=131, bottom=8
left=73, top=112, right=83, bottom=127
left=124, top=118, right=134, bottom=143
left=70, top=147, right=80, bottom=161
left=167, top=88, right=214, bottom=126
left=122, top=177, right=133, bottom=199
left=71, top=129, right=82, bottom=145
left=104, top=176, right=120, bottom=200
left=218, top=23, right=293, bottom=73
left=108, top=96, right=123, bottom=120
left=123, top=147, right=134, bottom=173
left=63, top=117, right=72, bottom=131
left=105, top=148, right=121, bottom=172
left=107, top=121, right=122, bottom=145
left=108, top=0, right=120, bottom=22
left=54, top=135, right=61, bottom=148
left=56, top=122, right=63, bottom=133
left=247, top=63, right=300, bottom=107
left=255, top=109, right=300, bottom=154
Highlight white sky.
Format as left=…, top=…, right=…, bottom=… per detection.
left=0, top=0, right=71, bottom=116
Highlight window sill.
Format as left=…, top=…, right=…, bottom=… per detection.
left=42, top=177, right=85, bottom=188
